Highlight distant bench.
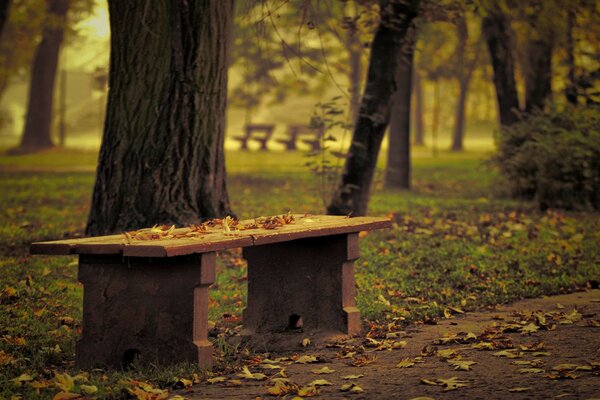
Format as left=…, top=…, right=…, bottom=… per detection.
left=232, top=123, right=275, bottom=151
left=276, top=124, right=325, bottom=151
left=31, top=214, right=391, bottom=369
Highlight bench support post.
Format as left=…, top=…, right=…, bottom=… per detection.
left=76, top=253, right=216, bottom=369
left=242, top=233, right=360, bottom=345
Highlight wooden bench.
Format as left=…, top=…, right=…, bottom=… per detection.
left=232, top=123, right=275, bottom=151
left=31, top=214, right=391, bottom=369
left=276, top=124, right=325, bottom=151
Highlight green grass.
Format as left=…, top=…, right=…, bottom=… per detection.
left=0, top=148, right=598, bottom=399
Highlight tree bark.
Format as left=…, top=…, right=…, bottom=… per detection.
left=347, top=31, right=363, bottom=125
left=327, top=0, right=419, bottom=216
left=86, top=0, right=234, bottom=236
left=413, top=69, right=424, bottom=145
left=481, top=7, right=520, bottom=126
left=16, top=0, right=69, bottom=153
left=385, top=25, right=417, bottom=189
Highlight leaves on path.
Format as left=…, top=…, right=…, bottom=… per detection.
left=236, top=366, right=267, bottom=381
left=518, top=368, right=545, bottom=374
left=396, top=358, right=416, bottom=368
left=448, top=360, right=476, bottom=371
left=340, top=383, right=364, bottom=393
left=342, top=374, right=364, bottom=379
left=311, top=366, right=335, bottom=374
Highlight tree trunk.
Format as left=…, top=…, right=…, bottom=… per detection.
left=524, top=38, right=553, bottom=112
left=86, top=0, right=234, bottom=236
left=565, top=8, right=577, bottom=105
left=327, top=0, right=419, bottom=216
left=451, top=76, right=470, bottom=151
left=16, top=0, right=69, bottom=153
left=385, top=25, right=417, bottom=189
left=481, top=8, right=520, bottom=126
left=450, top=15, right=469, bottom=152
left=0, top=0, right=10, bottom=38
left=413, top=69, right=424, bottom=146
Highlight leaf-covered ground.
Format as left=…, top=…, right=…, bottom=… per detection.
left=0, top=148, right=598, bottom=399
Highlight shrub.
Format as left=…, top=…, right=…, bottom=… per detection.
left=492, top=107, right=600, bottom=210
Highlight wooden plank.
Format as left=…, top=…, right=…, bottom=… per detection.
left=31, top=215, right=392, bottom=257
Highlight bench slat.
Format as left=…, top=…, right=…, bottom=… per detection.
left=31, top=215, right=392, bottom=257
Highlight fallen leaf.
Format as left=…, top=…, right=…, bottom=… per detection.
left=437, top=377, right=469, bottom=391
left=227, top=379, right=243, bottom=386
left=448, top=360, right=476, bottom=371
left=552, top=364, right=579, bottom=371
left=308, top=379, right=332, bottom=386
left=236, top=366, right=267, bottom=380
left=342, top=374, right=364, bottom=379
left=295, top=355, right=318, bottom=364
left=301, top=338, right=311, bottom=347
left=297, top=385, right=319, bottom=397
left=437, top=349, right=460, bottom=359
left=396, top=358, right=415, bottom=368
left=79, top=384, right=98, bottom=395
left=531, top=351, right=551, bottom=357
left=520, top=323, right=540, bottom=334
left=420, top=378, right=438, bottom=386
left=493, top=350, right=521, bottom=359
left=10, top=373, right=35, bottom=386
left=311, top=366, right=335, bottom=374
left=267, top=381, right=295, bottom=396
left=206, top=377, right=226, bottom=384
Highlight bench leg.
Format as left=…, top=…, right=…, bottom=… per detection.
left=76, top=253, right=216, bottom=369
left=242, top=233, right=360, bottom=341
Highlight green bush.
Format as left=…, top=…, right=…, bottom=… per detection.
left=493, top=107, right=600, bottom=210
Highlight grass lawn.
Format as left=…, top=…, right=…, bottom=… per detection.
left=0, top=147, right=598, bottom=399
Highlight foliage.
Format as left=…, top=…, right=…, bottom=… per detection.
left=303, top=96, right=351, bottom=209
left=0, top=149, right=598, bottom=399
left=492, top=106, right=600, bottom=210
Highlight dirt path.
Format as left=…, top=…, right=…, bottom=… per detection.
left=183, top=290, right=600, bottom=399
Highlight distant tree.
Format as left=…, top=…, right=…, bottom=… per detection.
left=15, top=0, right=69, bottom=153
left=520, top=0, right=556, bottom=112
left=328, top=0, right=419, bottom=216
left=412, top=69, right=424, bottom=145
left=0, top=0, right=45, bottom=106
left=0, top=0, right=10, bottom=37
left=385, top=22, right=418, bottom=189
left=450, top=12, right=484, bottom=151
left=87, top=0, right=233, bottom=235
left=481, top=3, right=520, bottom=126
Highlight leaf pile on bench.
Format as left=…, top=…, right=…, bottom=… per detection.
left=122, top=212, right=297, bottom=242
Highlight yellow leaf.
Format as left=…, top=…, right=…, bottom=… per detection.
left=11, top=373, right=35, bottom=386
left=307, top=379, right=332, bottom=386
left=53, top=373, right=75, bottom=392
left=297, top=385, right=319, bottom=397
left=552, top=364, right=579, bottom=371
left=236, top=366, right=267, bottom=381
left=342, top=374, right=364, bottom=379
left=52, top=392, right=81, bottom=400
left=396, top=358, right=415, bottom=368
left=437, top=349, right=459, bottom=359
left=311, top=366, right=335, bottom=374
left=437, top=377, right=469, bottom=391
left=420, top=378, right=438, bottom=386
left=227, top=379, right=243, bottom=386
left=493, top=350, right=521, bottom=359
left=80, top=384, right=97, bottom=395
left=206, top=377, right=226, bottom=384
left=518, top=368, right=544, bottom=374
left=295, top=355, right=318, bottom=364
left=448, top=360, right=476, bottom=371
left=301, top=338, right=311, bottom=347
left=266, top=381, right=293, bottom=396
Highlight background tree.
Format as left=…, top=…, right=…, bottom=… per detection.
left=15, top=0, right=69, bottom=153
left=481, top=2, right=520, bottom=126
left=385, top=22, right=417, bottom=189
left=328, top=0, right=420, bottom=216
left=0, top=0, right=10, bottom=37
left=87, top=0, right=233, bottom=235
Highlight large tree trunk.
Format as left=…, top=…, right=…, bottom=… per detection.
left=16, top=0, right=69, bottom=153
left=385, top=25, right=417, bottom=189
left=413, top=69, right=424, bottom=145
left=327, top=0, right=419, bottom=216
left=481, top=7, right=520, bottom=126
left=86, top=0, right=233, bottom=236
